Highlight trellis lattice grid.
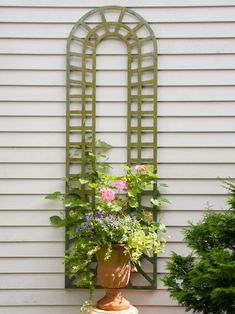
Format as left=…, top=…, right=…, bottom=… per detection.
left=66, top=6, right=158, bottom=289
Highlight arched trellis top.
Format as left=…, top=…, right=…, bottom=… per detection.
left=66, top=6, right=158, bottom=174
left=65, top=6, right=159, bottom=289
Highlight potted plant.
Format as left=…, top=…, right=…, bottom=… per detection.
left=46, top=145, right=167, bottom=313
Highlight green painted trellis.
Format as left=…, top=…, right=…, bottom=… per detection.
left=66, top=6, right=158, bottom=289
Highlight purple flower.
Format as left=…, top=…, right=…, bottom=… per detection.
left=85, top=215, right=91, bottom=221
left=96, top=211, right=102, bottom=218
left=82, top=223, right=88, bottom=229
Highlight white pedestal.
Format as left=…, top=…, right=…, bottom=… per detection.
left=88, top=306, right=138, bottom=314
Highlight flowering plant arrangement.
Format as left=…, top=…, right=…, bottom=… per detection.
left=46, top=146, right=167, bottom=312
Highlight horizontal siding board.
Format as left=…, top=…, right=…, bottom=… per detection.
left=2, top=70, right=235, bottom=86
left=0, top=275, right=173, bottom=290
left=0, top=242, right=64, bottom=257
left=0, top=133, right=66, bottom=147
left=0, top=71, right=66, bottom=85
left=1, top=116, right=235, bottom=132
left=0, top=258, right=64, bottom=273
left=0, top=267, right=169, bottom=289
left=158, top=164, right=235, bottom=179
left=0, top=257, right=170, bottom=274
left=165, top=194, right=228, bottom=211
left=0, top=163, right=234, bottom=179
left=0, top=102, right=66, bottom=115
left=0, top=195, right=63, bottom=210
left=1, top=38, right=235, bottom=54
left=2, top=85, right=235, bottom=101
left=0, top=164, right=65, bottom=178
left=1, top=102, right=235, bottom=118
left=158, top=133, right=235, bottom=148
left=0, top=227, right=64, bottom=242
left=2, top=55, right=235, bottom=71
left=1, top=7, right=235, bottom=23
left=0, top=273, right=64, bottom=289
left=0, top=210, right=209, bottom=227
left=0, top=179, right=226, bottom=195
left=0, top=289, right=177, bottom=306
left=158, top=102, right=235, bottom=116
left=0, top=226, right=182, bottom=243
left=158, top=55, right=235, bottom=70
left=0, top=242, right=188, bottom=258
left=0, top=307, right=82, bottom=314
left=0, top=211, right=61, bottom=226
left=0, top=147, right=234, bottom=163
left=1, top=23, right=235, bottom=39
left=0, top=194, right=228, bottom=211
left=1, top=0, right=235, bottom=7
left=0, top=179, right=65, bottom=194
left=0, top=132, right=234, bottom=148
left=0, top=148, right=66, bottom=162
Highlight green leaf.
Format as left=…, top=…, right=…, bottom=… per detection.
left=50, top=215, right=67, bottom=227
left=159, top=223, right=166, bottom=232
left=88, top=183, right=97, bottom=188
left=121, top=165, right=131, bottom=171
left=127, top=191, right=135, bottom=198
left=147, top=171, right=158, bottom=179
left=45, top=191, right=62, bottom=200
left=96, top=139, right=112, bottom=149
left=64, top=197, right=90, bottom=208
left=129, top=198, right=138, bottom=208
left=151, top=198, right=160, bottom=206
left=79, top=178, right=89, bottom=185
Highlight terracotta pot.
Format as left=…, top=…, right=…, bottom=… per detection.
left=96, top=244, right=131, bottom=311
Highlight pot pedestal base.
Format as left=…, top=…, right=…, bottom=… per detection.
left=88, top=306, right=138, bottom=314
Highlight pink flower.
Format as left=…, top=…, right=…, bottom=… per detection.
left=135, top=165, right=146, bottom=172
left=114, top=180, right=128, bottom=190
left=100, top=187, right=116, bottom=202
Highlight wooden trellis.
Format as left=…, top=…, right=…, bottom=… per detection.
left=66, top=6, right=158, bottom=289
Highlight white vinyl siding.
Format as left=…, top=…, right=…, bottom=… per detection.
left=0, top=1, right=234, bottom=313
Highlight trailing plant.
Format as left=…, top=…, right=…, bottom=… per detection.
left=46, top=142, right=167, bottom=312
left=162, top=180, right=235, bottom=314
